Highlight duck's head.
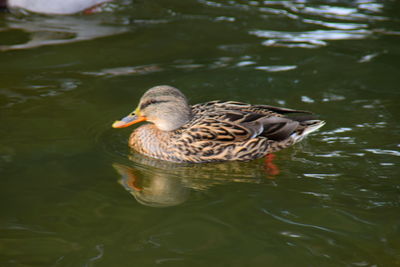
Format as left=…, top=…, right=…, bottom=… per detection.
left=112, top=85, right=192, bottom=131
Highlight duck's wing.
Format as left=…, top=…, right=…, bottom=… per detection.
left=193, top=101, right=311, bottom=115
left=184, top=105, right=302, bottom=143
left=181, top=115, right=255, bottom=142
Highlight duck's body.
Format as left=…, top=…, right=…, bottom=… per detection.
left=113, top=86, right=325, bottom=163
left=4, top=0, right=111, bottom=14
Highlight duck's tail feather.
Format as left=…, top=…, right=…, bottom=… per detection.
left=291, top=120, right=325, bottom=143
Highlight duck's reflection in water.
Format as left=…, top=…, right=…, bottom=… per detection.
left=0, top=15, right=127, bottom=51
left=113, top=153, right=275, bottom=207
left=113, top=163, right=190, bottom=208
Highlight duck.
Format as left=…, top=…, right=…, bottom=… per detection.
left=112, top=85, right=325, bottom=163
left=1, top=0, right=111, bottom=15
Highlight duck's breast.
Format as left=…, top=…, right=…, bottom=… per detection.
left=129, top=124, right=174, bottom=159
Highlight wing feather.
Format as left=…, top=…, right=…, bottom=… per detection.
left=185, top=101, right=311, bottom=143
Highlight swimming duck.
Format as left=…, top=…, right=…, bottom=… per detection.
left=2, top=0, right=111, bottom=14
left=112, top=85, right=325, bottom=163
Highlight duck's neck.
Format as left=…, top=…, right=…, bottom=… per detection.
left=154, top=108, right=192, bottom=131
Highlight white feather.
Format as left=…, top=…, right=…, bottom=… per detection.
left=8, top=0, right=111, bottom=14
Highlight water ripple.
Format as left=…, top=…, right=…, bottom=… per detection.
left=321, top=136, right=356, bottom=144
left=250, top=29, right=372, bottom=48
left=364, top=149, right=400, bottom=157
left=323, top=127, right=353, bottom=135
left=82, top=65, right=163, bottom=77
left=85, top=244, right=104, bottom=265
left=356, top=122, right=387, bottom=129
left=255, top=65, right=297, bottom=72
left=200, top=0, right=392, bottom=49
left=303, top=173, right=341, bottom=179
left=0, top=78, right=80, bottom=109
left=261, top=208, right=341, bottom=234
left=81, top=55, right=299, bottom=79
left=302, top=191, right=331, bottom=200
left=298, top=5, right=386, bottom=21
left=335, top=210, right=376, bottom=226
left=280, top=231, right=304, bottom=238
left=302, top=18, right=368, bottom=30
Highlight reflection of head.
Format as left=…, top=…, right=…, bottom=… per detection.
left=113, top=163, right=190, bottom=208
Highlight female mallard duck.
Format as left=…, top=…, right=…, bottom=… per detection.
left=112, top=85, right=325, bottom=163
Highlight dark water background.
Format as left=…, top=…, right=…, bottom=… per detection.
left=1, top=0, right=399, bottom=266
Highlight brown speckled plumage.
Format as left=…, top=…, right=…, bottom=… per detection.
left=113, top=86, right=325, bottom=163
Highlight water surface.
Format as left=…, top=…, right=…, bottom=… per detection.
left=1, top=0, right=399, bottom=266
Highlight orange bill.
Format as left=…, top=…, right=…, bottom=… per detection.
left=112, top=114, right=147, bottom=128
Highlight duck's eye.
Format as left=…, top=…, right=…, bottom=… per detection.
left=140, top=99, right=170, bottom=110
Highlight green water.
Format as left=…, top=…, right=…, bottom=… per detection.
left=1, top=0, right=400, bottom=266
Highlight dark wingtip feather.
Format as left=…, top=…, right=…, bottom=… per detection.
left=254, top=104, right=313, bottom=115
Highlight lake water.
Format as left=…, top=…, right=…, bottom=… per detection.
left=1, top=0, right=399, bottom=266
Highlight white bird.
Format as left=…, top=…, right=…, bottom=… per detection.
left=3, top=0, right=112, bottom=15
